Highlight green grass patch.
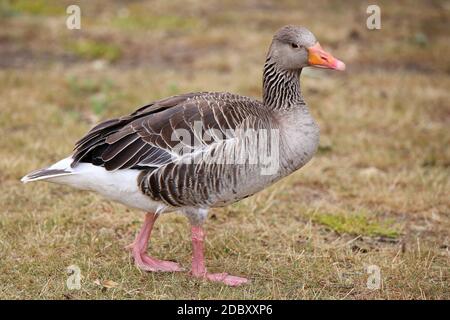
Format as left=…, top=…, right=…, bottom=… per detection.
left=66, top=76, right=115, bottom=96
left=2, top=0, right=63, bottom=16
left=310, top=210, right=399, bottom=238
left=112, top=14, right=199, bottom=31
left=64, top=76, right=119, bottom=116
left=89, top=93, right=109, bottom=116
left=67, top=39, right=121, bottom=62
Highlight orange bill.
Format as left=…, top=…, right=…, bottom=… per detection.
left=308, top=42, right=345, bottom=71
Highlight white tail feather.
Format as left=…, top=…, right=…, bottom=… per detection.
left=21, top=170, right=74, bottom=183
left=21, top=156, right=75, bottom=183
left=20, top=156, right=165, bottom=212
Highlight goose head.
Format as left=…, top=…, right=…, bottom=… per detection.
left=268, top=25, right=345, bottom=71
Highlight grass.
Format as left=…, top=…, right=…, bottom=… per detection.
left=1, top=0, right=63, bottom=17
left=67, top=39, right=122, bottom=62
left=113, top=14, right=200, bottom=32
left=64, top=76, right=122, bottom=119
left=310, top=210, right=399, bottom=238
left=0, top=0, right=449, bottom=299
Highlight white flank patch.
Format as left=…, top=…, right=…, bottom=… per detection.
left=27, top=156, right=167, bottom=212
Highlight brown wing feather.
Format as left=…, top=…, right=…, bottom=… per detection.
left=71, top=92, right=269, bottom=210
left=71, top=93, right=201, bottom=169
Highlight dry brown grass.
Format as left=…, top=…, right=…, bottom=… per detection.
left=0, top=0, right=448, bottom=299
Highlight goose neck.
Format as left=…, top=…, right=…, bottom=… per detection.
left=262, top=59, right=304, bottom=110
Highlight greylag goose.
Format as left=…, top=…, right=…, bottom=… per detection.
left=21, top=25, right=345, bottom=286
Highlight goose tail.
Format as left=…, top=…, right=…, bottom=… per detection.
left=21, top=168, right=74, bottom=183
left=21, top=157, right=75, bottom=184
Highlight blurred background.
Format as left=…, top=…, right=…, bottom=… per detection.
left=0, top=0, right=448, bottom=299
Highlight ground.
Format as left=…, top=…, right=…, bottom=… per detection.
left=0, top=0, right=448, bottom=299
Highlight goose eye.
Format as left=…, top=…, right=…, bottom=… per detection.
left=291, top=43, right=299, bottom=48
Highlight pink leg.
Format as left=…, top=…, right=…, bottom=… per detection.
left=128, top=213, right=183, bottom=272
left=190, top=226, right=248, bottom=286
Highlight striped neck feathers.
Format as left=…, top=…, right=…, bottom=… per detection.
left=262, top=58, right=304, bottom=110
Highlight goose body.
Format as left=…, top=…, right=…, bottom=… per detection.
left=24, top=92, right=319, bottom=212
left=22, top=26, right=344, bottom=286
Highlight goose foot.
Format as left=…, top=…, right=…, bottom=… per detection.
left=190, top=225, right=248, bottom=286
left=132, top=250, right=184, bottom=272
left=129, top=212, right=183, bottom=272
left=191, top=271, right=249, bottom=286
